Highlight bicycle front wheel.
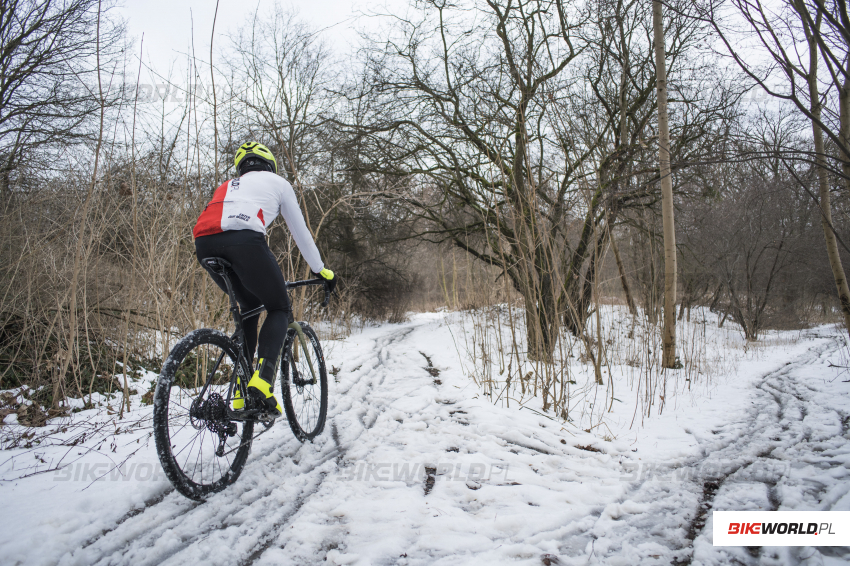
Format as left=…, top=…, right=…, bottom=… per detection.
left=153, top=328, right=254, bottom=500
left=281, top=322, right=328, bottom=441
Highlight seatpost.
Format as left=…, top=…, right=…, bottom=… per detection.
left=220, top=270, right=244, bottom=343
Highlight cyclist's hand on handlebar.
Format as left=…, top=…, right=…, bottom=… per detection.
left=315, top=267, right=338, bottom=295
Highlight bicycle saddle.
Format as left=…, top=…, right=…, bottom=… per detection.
left=203, top=257, right=233, bottom=273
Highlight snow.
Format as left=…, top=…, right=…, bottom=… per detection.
left=0, top=309, right=849, bottom=565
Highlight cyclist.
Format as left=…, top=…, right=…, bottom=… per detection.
left=193, top=142, right=336, bottom=417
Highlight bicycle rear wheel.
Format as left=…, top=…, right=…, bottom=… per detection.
left=153, top=329, right=254, bottom=500
left=280, top=322, right=328, bottom=441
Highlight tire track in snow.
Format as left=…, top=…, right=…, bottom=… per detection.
left=77, top=417, right=329, bottom=558
left=58, top=322, right=424, bottom=566
left=79, top=488, right=177, bottom=550
left=62, top=435, right=307, bottom=566
left=549, top=332, right=850, bottom=565
left=236, top=325, right=421, bottom=565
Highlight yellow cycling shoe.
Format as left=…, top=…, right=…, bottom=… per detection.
left=246, top=358, right=283, bottom=417
left=232, top=375, right=244, bottom=410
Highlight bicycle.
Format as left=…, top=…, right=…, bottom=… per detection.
left=153, top=257, right=330, bottom=501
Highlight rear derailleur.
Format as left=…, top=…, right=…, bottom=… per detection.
left=189, top=392, right=237, bottom=456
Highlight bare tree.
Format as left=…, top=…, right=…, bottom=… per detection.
left=224, top=6, right=418, bottom=319
left=682, top=161, right=820, bottom=339
left=653, top=0, right=678, bottom=366
left=345, top=0, right=592, bottom=359
left=699, top=0, right=850, bottom=335
left=0, top=0, right=123, bottom=198
left=227, top=5, right=335, bottom=184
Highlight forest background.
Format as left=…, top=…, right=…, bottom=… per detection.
left=2, top=0, right=848, bottom=423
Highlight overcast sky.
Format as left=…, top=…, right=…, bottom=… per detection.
left=116, top=0, right=411, bottom=77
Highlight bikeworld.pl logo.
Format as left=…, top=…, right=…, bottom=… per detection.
left=53, top=461, right=167, bottom=483
left=714, top=511, right=850, bottom=546
left=727, top=522, right=834, bottom=535
left=339, top=461, right=510, bottom=484
left=619, top=460, right=790, bottom=483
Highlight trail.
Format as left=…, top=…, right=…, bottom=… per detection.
left=56, top=323, right=419, bottom=566
left=550, top=332, right=850, bottom=565
left=2, top=317, right=849, bottom=566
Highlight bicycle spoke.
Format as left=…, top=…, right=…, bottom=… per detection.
left=282, top=324, right=327, bottom=441
left=181, top=428, right=203, bottom=472
left=154, top=329, right=255, bottom=500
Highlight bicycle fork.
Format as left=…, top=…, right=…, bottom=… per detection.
left=288, top=322, right=318, bottom=385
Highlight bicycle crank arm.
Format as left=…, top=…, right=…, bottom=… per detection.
left=226, top=407, right=277, bottom=421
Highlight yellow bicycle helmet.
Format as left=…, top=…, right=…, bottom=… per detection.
left=234, top=142, right=277, bottom=175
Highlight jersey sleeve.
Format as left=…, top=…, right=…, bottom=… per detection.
left=278, top=178, right=325, bottom=273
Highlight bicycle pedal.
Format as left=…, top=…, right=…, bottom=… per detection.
left=236, top=407, right=281, bottom=422
left=258, top=408, right=282, bottom=420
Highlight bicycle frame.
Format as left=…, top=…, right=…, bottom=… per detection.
left=196, top=257, right=327, bottom=422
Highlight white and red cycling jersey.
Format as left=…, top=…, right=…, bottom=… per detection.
left=193, top=171, right=324, bottom=273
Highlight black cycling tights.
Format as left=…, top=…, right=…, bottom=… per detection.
left=195, top=230, right=293, bottom=369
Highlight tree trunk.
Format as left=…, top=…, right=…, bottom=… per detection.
left=0, top=167, right=9, bottom=202
left=0, top=144, right=17, bottom=202
left=803, top=10, right=850, bottom=337
left=613, top=21, right=637, bottom=320
left=840, top=73, right=850, bottom=199
left=611, top=230, right=637, bottom=316
left=520, top=268, right=559, bottom=361
left=653, top=0, right=678, bottom=368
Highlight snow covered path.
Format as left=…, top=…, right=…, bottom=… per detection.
left=554, top=331, right=850, bottom=566
left=2, top=316, right=850, bottom=565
